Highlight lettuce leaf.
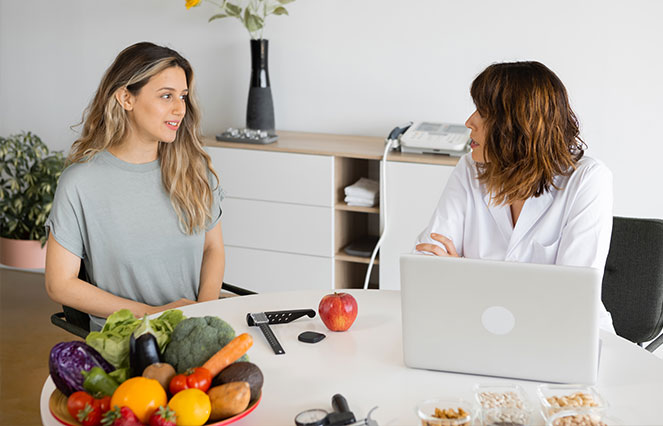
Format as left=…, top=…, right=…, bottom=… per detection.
left=85, top=309, right=186, bottom=368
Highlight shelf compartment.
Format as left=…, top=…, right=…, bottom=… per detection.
left=335, top=249, right=379, bottom=265
left=335, top=202, right=379, bottom=214
left=335, top=259, right=379, bottom=289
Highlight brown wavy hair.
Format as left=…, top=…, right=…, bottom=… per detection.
left=470, top=61, right=586, bottom=204
left=68, top=42, right=219, bottom=234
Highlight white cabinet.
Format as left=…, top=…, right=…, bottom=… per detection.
left=207, top=147, right=335, bottom=292
left=206, top=134, right=456, bottom=292
left=209, top=147, right=333, bottom=206
left=379, top=160, right=454, bottom=290
left=224, top=247, right=332, bottom=293
left=222, top=198, right=333, bottom=257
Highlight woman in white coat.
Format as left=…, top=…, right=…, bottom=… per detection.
left=415, top=61, right=615, bottom=331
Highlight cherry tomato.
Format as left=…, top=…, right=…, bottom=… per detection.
left=168, top=367, right=212, bottom=395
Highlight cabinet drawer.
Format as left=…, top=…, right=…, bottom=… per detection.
left=224, top=246, right=333, bottom=293
left=207, top=147, right=333, bottom=207
left=222, top=198, right=333, bottom=257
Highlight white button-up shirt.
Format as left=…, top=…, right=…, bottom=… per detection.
left=416, top=153, right=615, bottom=331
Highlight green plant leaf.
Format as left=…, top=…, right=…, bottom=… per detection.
left=224, top=2, right=242, bottom=17
left=208, top=13, right=229, bottom=22
left=277, top=0, right=295, bottom=4
left=244, top=9, right=264, bottom=32
left=271, top=6, right=288, bottom=15
left=0, top=131, right=64, bottom=241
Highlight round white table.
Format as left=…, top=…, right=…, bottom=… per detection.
left=41, top=289, right=663, bottom=425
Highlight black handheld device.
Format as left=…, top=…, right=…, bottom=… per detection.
left=298, top=331, right=326, bottom=344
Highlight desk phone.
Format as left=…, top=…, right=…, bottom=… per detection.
left=399, top=122, right=470, bottom=156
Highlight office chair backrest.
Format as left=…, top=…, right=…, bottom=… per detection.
left=49, top=263, right=92, bottom=338
left=602, top=217, right=663, bottom=345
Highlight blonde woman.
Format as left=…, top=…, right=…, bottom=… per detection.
left=45, top=42, right=224, bottom=330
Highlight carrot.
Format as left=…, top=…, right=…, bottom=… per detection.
left=203, top=333, right=253, bottom=377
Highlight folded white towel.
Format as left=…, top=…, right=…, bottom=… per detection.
left=344, top=195, right=377, bottom=207
left=345, top=193, right=376, bottom=202
left=344, top=177, right=379, bottom=199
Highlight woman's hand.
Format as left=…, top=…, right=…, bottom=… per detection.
left=148, top=298, right=197, bottom=315
left=415, top=233, right=461, bottom=257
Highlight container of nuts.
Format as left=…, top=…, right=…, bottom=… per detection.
left=545, top=408, right=622, bottom=426
left=415, top=398, right=474, bottom=426
left=474, top=384, right=531, bottom=426
left=537, top=384, right=608, bottom=422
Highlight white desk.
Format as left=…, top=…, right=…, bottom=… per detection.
left=41, top=290, right=663, bottom=425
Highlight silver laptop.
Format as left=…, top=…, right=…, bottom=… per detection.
left=400, top=254, right=602, bottom=384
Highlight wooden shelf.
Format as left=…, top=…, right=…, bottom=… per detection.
left=335, top=250, right=379, bottom=265
left=335, top=203, right=379, bottom=214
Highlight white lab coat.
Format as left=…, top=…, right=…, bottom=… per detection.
left=416, top=153, right=615, bottom=332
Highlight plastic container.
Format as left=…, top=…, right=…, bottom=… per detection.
left=416, top=398, right=474, bottom=426
left=537, top=384, right=608, bottom=421
left=474, top=384, right=531, bottom=426
left=546, top=408, right=622, bottom=426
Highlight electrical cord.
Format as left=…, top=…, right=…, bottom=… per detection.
left=362, top=137, right=396, bottom=290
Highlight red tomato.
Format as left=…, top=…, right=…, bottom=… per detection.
left=67, top=391, right=94, bottom=419
left=95, top=395, right=111, bottom=414
left=67, top=391, right=102, bottom=426
left=168, top=367, right=212, bottom=395
left=67, top=391, right=111, bottom=426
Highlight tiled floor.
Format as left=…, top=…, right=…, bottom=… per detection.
left=0, top=268, right=73, bottom=425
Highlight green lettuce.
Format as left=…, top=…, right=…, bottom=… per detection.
left=85, top=309, right=185, bottom=368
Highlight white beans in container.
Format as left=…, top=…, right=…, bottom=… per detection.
left=475, top=386, right=530, bottom=426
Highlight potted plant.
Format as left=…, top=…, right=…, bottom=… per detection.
left=0, top=132, right=65, bottom=269
left=185, top=0, right=297, bottom=133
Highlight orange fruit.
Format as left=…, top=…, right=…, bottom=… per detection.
left=110, top=376, right=167, bottom=423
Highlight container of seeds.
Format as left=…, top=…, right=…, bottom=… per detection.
left=416, top=398, right=474, bottom=426
left=474, top=384, right=531, bottom=426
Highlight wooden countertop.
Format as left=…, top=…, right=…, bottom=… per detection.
left=204, top=130, right=460, bottom=166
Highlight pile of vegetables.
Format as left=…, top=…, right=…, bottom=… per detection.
left=49, top=309, right=263, bottom=426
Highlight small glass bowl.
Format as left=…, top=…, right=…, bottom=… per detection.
left=416, top=398, right=474, bottom=426
left=537, top=384, right=608, bottom=421
left=546, top=408, right=622, bottom=426
left=474, top=384, right=531, bottom=426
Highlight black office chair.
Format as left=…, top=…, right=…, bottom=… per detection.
left=602, top=216, right=663, bottom=352
left=50, top=263, right=256, bottom=339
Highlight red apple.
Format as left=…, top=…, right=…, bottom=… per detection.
left=318, top=292, right=358, bottom=332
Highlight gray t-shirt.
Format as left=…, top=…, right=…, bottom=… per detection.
left=45, top=151, right=223, bottom=330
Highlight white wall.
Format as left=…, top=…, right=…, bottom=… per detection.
left=1, top=0, right=661, bottom=218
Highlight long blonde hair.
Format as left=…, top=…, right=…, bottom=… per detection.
left=69, top=42, right=219, bottom=234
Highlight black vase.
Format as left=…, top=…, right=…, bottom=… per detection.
left=246, top=39, right=275, bottom=133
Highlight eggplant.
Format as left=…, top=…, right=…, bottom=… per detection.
left=129, top=316, right=162, bottom=377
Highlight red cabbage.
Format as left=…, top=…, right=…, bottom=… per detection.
left=49, top=341, right=114, bottom=396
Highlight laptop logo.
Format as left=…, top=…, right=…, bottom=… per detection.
left=481, top=306, right=515, bottom=335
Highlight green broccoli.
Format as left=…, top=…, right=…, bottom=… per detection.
left=163, top=316, right=247, bottom=373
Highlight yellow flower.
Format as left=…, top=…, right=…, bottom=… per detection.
left=185, top=0, right=202, bottom=9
